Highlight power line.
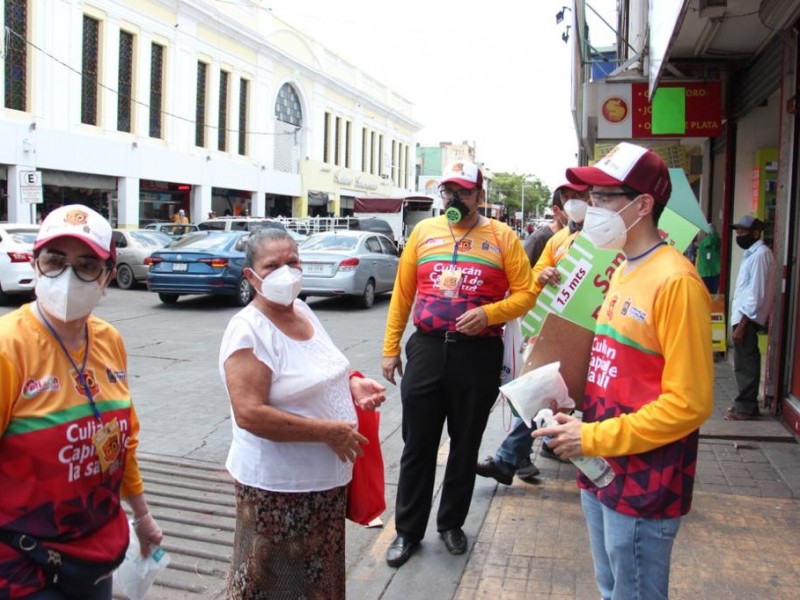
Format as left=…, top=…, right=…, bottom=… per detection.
left=4, top=25, right=298, bottom=138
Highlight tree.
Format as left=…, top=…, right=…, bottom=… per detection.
left=489, top=173, right=550, bottom=222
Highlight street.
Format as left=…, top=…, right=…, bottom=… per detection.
left=1, top=287, right=510, bottom=599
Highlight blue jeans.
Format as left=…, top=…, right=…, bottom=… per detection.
left=493, top=417, right=535, bottom=472
left=581, top=490, right=681, bottom=600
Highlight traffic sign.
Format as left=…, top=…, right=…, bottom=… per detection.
left=19, top=170, right=43, bottom=204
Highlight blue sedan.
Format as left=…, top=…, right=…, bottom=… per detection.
left=145, top=231, right=253, bottom=305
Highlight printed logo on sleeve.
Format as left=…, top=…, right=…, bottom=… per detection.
left=106, top=366, right=127, bottom=383
left=22, top=376, right=61, bottom=399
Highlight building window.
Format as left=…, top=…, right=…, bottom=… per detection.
left=274, top=82, right=303, bottom=127
left=345, top=121, right=351, bottom=168
left=238, top=78, right=248, bottom=155
left=323, top=112, right=331, bottom=163
left=370, top=131, right=376, bottom=174
left=361, top=128, right=367, bottom=172
left=334, top=116, right=341, bottom=166
left=149, top=42, right=164, bottom=138
left=81, top=15, right=100, bottom=125
left=392, top=140, right=397, bottom=184
left=195, top=61, right=207, bottom=147
left=378, top=135, right=384, bottom=177
left=117, top=30, right=134, bottom=133
left=218, top=69, right=229, bottom=151
left=404, top=145, right=410, bottom=188
left=4, top=0, right=28, bottom=111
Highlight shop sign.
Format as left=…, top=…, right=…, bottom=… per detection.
left=596, top=81, right=722, bottom=139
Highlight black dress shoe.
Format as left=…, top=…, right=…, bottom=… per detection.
left=475, top=456, right=513, bottom=485
left=386, top=535, right=417, bottom=568
left=440, top=528, right=467, bottom=555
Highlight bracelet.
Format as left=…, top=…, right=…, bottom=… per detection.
left=349, top=370, right=365, bottom=380
left=132, top=512, right=151, bottom=526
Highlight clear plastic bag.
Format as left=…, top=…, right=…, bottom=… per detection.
left=499, top=361, right=575, bottom=428
left=113, top=520, right=170, bottom=600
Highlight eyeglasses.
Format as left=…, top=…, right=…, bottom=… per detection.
left=589, top=190, right=640, bottom=205
left=439, top=188, right=475, bottom=201
left=36, top=251, right=107, bottom=282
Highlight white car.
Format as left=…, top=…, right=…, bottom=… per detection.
left=111, top=229, right=173, bottom=289
left=0, top=224, right=38, bottom=304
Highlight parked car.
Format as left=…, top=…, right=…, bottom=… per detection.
left=145, top=231, right=253, bottom=306
left=111, top=229, right=172, bottom=290
left=298, top=230, right=399, bottom=308
left=197, top=217, right=287, bottom=233
left=143, top=222, right=200, bottom=237
left=0, top=224, right=38, bottom=304
left=347, top=217, right=397, bottom=247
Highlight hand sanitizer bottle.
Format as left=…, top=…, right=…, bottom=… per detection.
left=535, top=409, right=615, bottom=488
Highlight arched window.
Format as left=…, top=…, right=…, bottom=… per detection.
left=275, top=83, right=302, bottom=127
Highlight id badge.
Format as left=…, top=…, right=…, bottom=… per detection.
left=439, top=267, right=463, bottom=298
left=93, top=418, right=121, bottom=474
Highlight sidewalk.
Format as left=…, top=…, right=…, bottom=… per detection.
left=452, top=361, right=800, bottom=599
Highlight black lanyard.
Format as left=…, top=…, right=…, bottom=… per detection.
left=36, top=303, right=101, bottom=421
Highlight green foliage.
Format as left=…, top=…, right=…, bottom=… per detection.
left=488, top=173, right=551, bottom=219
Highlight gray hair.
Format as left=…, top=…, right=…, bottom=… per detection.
left=244, top=227, right=296, bottom=268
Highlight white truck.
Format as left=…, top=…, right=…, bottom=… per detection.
left=353, top=195, right=435, bottom=248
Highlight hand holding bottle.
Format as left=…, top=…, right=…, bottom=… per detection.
left=532, top=410, right=584, bottom=458
left=532, top=409, right=615, bottom=488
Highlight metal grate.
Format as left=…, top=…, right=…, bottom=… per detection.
left=274, top=83, right=302, bottom=127
left=149, top=42, right=164, bottom=138
left=196, top=61, right=207, bottom=147
left=117, top=30, right=134, bottom=132
left=4, top=0, right=27, bottom=111
left=81, top=15, right=99, bottom=125
left=218, top=70, right=228, bottom=151
left=238, top=78, right=248, bottom=155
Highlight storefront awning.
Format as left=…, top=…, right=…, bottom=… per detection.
left=42, top=169, right=117, bottom=190
left=307, top=191, right=330, bottom=207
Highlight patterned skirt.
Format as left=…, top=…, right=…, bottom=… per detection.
left=227, top=482, right=346, bottom=600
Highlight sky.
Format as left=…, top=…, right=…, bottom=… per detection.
left=263, top=0, right=618, bottom=191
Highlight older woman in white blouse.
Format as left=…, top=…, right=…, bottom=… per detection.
left=219, top=228, right=386, bottom=599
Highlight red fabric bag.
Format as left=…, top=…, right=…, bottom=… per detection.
left=346, top=406, right=385, bottom=525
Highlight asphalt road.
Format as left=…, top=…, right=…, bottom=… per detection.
left=1, top=287, right=508, bottom=599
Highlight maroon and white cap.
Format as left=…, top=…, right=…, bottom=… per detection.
left=35, top=205, right=114, bottom=260
left=440, top=161, right=484, bottom=190
left=555, top=182, right=589, bottom=194
left=566, top=142, right=672, bottom=205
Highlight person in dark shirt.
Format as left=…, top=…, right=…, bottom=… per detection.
left=477, top=182, right=588, bottom=485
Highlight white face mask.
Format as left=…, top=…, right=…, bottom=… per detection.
left=35, top=268, right=105, bottom=322
left=252, top=265, right=303, bottom=306
left=583, top=201, right=642, bottom=250
left=563, top=199, right=588, bottom=223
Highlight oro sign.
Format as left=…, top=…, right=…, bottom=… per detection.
left=19, top=170, right=43, bottom=204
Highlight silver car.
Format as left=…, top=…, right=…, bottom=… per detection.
left=112, top=229, right=172, bottom=289
left=299, top=230, right=399, bottom=308
left=0, top=224, right=37, bottom=304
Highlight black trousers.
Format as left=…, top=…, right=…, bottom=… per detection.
left=733, top=320, right=762, bottom=415
left=394, top=331, right=503, bottom=541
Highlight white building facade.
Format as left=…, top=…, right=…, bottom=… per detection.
left=0, top=0, right=420, bottom=226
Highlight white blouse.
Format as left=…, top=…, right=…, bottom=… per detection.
left=219, top=301, right=356, bottom=492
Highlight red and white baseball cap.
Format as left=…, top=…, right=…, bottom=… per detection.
left=555, top=182, right=589, bottom=194
left=440, top=161, right=484, bottom=190
left=566, top=142, right=672, bottom=205
left=35, top=205, right=114, bottom=260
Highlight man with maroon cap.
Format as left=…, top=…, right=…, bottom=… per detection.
left=534, top=142, right=713, bottom=600
left=381, top=161, right=535, bottom=567
left=0, top=205, right=163, bottom=598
